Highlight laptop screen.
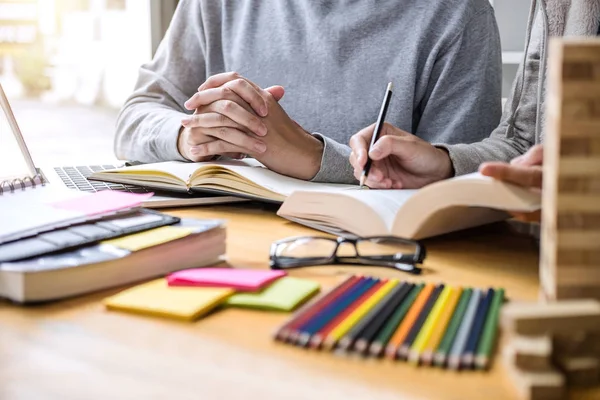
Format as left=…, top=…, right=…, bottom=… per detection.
left=0, top=83, right=38, bottom=181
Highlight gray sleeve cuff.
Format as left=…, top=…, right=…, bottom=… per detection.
left=434, top=143, right=483, bottom=177
left=310, top=133, right=357, bottom=184
left=154, top=113, right=188, bottom=162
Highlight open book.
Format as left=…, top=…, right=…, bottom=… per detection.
left=277, top=173, right=541, bottom=240
left=89, top=159, right=354, bottom=203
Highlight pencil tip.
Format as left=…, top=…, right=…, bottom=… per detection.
left=387, top=82, right=393, bottom=91
left=359, top=175, right=366, bottom=188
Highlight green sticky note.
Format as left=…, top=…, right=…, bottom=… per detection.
left=225, top=277, right=320, bottom=311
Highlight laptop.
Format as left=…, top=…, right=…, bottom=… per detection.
left=0, top=84, right=245, bottom=208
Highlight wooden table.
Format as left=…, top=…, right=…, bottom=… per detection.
left=1, top=204, right=598, bottom=400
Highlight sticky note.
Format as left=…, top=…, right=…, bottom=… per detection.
left=50, top=191, right=153, bottom=216
left=102, top=226, right=194, bottom=251
left=225, top=277, right=320, bottom=311
left=104, top=279, right=233, bottom=321
left=167, top=268, right=287, bottom=291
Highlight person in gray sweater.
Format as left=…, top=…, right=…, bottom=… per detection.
left=349, top=0, right=600, bottom=194
left=115, top=0, right=502, bottom=183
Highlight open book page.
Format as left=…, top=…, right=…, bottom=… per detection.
left=198, top=159, right=356, bottom=197
left=105, top=162, right=203, bottom=186
left=335, top=189, right=418, bottom=232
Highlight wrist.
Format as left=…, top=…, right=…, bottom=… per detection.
left=302, top=134, right=324, bottom=180
left=177, top=126, right=191, bottom=161
left=435, top=146, right=454, bottom=180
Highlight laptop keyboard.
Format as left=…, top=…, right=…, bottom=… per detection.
left=54, top=165, right=151, bottom=194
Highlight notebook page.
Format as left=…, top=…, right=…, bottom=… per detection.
left=212, top=161, right=356, bottom=196
left=338, top=189, right=417, bottom=231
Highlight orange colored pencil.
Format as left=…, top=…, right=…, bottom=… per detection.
left=385, top=283, right=435, bottom=359
left=310, top=280, right=387, bottom=349
left=420, top=287, right=463, bottom=365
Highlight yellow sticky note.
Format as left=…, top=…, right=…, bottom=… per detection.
left=104, top=279, right=233, bottom=321
left=102, top=226, right=194, bottom=251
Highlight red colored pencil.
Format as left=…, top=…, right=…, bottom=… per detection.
left=310, top=279, right=388, bottom=350
left=274, top=275, right=359, bottom=342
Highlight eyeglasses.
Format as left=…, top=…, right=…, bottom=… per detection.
left=269, top=236, right=425, bottom=275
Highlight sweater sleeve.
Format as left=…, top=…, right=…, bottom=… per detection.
left=435, top=10, right=544, bottom=176
left=114, top=0, right=206, bottom=163
left=311, top=7, right=502, bottom=184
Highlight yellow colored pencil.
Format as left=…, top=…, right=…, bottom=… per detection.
left=323, top=279, right=399, bottom=349
left=408, top=285, right=453, bottom=364
left=420, top=287, right=463, bottom=365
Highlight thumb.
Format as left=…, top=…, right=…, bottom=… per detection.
left=265, top=85, right=285, bottom=101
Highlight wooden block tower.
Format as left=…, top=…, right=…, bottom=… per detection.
left=540, top=38, right=600, bottom=302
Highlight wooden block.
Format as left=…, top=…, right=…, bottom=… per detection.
left=504, top=336, right=553, bottom=372
left=559, top=138, right=600, bottom=157
left=553, top=333, right=600, bottom=358
left=556, top=250, right=600, bottom=265
left=560, top=38, right=600, bottom=63
left=558, top=177, right=600, bottom=194
left=554, top=356, right=600, bottom=387
left=556, top=213, right=600, bottom=229
left=503, top=354, right=566, bottom=400
left=556, top=158, right=600, bottom=176
left=501, top=300, right=600, bottom=335
left=554, top=285, right=600, bottom=301
left=559, top=120, right=600, bottom=138
left=556, top=231, right=600, bottom=250
left=556, top=265, right=600, bottom=286
left=556, top=195, right=600, bottom=213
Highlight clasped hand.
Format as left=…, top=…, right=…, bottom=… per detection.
left=178, top=72, right=323, bottom=180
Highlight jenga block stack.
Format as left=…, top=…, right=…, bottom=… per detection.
left=501, top=300, right=600, bottom=399
left=540, top=38, right=600, bottom=302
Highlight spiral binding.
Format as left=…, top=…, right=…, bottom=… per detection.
left=0, top=174, right=45, bottom=195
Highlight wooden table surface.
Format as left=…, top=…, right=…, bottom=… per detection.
left=1, top=204, right=598, bottom=400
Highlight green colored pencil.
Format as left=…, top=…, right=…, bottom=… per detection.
left=433, top=288, right=473, bottom=367
left=475, top=288, right=505, bottom=369
left=368, top=283, right=424, bottom=357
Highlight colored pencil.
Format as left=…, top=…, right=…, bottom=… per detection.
left=434, top=288, right=473, bottom=367
left=461, top=288, right=494, bottom=368
left=354, top=283, right=413, bottom=354
left=385, top=283, right=434, bottom=358
left=420, top=287, right=463, bottom=365
left=369, top=283, right=422, bottom=357
left=475, top=288, right=505, bottom=370
left=337, top=280, right=403, bottom=351
left=408, top=285, right=453, bottom=364
left=274, top=275, right=358, bottom=341
left=296, top=277, right=377, bottom=346
left=309, top=279, right=385, bottom=348
left=323, top=279, right=399, bottom=350
left=397, top=284, right=445, bottom=359
left=447, top=289, right=482, bottom=370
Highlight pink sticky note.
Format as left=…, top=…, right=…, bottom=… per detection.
left=167, top=268, right=287, bottom=291
left=50, top=191, right=153, bottom=216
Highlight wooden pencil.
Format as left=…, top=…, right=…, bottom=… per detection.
left=309, top=279, right=384, bottom=348
left=475, top=288, right=505, bottom=370
left=461, top=288, right=494, bottom=369
left=323, top=280, right=398, bottom=350
left=447, top=289, right=482, bottom=370
left=354, top=282, right=413, bottom=354
left=297, top=277, right=376, bottom=347
left=274, top=275, right=358, bottom=342
left=408, top=285, right=453, bottom=364
left=385, top=283, right=435, bottom=359
left=434, top=288, right=473, bottom=367
left=397, top=284, right=445, bottom=359
left=369, top=283, right=422, bottom=357
left=337, top=281, right=403, bottom=352
left=420, top=287, right=462, bottom=365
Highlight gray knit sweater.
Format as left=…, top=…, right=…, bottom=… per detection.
left=115, top=0, right=502, bottom=183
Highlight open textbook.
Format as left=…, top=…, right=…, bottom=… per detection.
left=89, top=159, right=354, bottom=203
left=277, top=173, right=542, bottom=240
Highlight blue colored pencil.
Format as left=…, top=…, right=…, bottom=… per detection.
left=461, top=288, right=494, bottom=369
left=295, top=277, right=378, bottom=346
left=447, top=289, right=482, bottom=370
